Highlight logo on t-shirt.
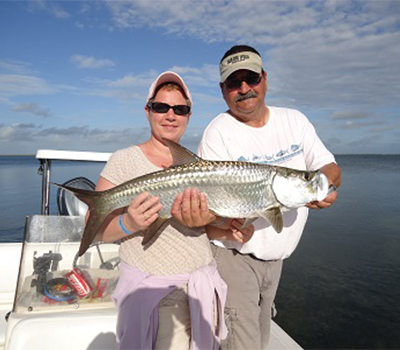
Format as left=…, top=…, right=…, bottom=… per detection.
left=237, top=144, right=302, bottom=164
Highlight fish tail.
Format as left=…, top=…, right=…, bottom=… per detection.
left=52, top=183, right=109, bottom=256
left=53, top=183, right=101, bottom=209
left=78, top=207, right=109, bottom=256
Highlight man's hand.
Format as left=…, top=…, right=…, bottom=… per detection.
left=229, top=219, right=255, bottom=243
left=307, top=163, right=341, bottom=210
left=206, top=218, right=255, bottom=244
left=171, top=188, right=216, bottom=227
left=306, top=189, right=338, bottom=210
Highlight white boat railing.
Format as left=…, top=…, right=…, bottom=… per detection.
left=35, top=150, right=111, bottom=215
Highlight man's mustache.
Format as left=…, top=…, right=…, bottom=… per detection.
left=235, top=91, right=258, bottom=102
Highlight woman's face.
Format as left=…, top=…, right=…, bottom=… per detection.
left=146, top=88, right=191, bottom=143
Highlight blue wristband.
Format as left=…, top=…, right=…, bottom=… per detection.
left=212, top=216, right=225, bottom=226
left=119, top=214, right=133, bottom=235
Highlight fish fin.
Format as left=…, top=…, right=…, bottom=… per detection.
left=240, top=218, right=258, bottom=229
left=259, top=207, right=283, bottom=233
left=162, top=138, right=201, bottom=166
left=78, top=208, right=109, bottom=256
left=52, top=183, right=109, bottom=256
left=142, top=217, right=169, bottom=245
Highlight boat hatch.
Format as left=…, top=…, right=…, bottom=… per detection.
left=11, top=215, right=120, bottom=314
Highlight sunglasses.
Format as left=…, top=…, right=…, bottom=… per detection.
left=225, top=73, right=263, bottom=90
left=147, top=102, right=191, bottom=116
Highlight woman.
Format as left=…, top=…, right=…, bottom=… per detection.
left=93, top=72, right=229, bottom=350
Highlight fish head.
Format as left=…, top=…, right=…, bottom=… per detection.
left=272, top=168, right=329, bottom=209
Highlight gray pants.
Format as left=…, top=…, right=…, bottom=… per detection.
left=211, top=245, right=283, bottom=350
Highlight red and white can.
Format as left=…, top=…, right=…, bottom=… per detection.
left=64, top=268, right=93, bottom=298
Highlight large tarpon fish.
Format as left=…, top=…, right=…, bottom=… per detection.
left=54, top=139, right=330, bottom=256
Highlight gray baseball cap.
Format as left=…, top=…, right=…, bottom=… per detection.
left=219, top=51, right=263, bottom=83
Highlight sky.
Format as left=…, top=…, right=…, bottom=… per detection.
left=1, top=0, right=400, bottom=155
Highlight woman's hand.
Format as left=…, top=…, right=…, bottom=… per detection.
left=171, top=188, right=216, bottom=227
left=124, top=192, right=163, bottom=231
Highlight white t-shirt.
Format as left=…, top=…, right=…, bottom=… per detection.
left=198, top=106, right=336, bottom=260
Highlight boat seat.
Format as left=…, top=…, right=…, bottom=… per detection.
left=6, top=308, right=117, bottom=350
left=57, top=177, right=95, bottom=216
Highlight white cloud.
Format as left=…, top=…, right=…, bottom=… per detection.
left=71, top=55, right=116, bottom=69
left=0, top=123, right=37, bottom=142
left=0, top=60, right=36, bottom=75
left=75, top=21, right=85, bottom=30
left=107, top=74, right=152, bottom=88
left=3, top=0, right=400, bottom=154
left=27, top=1, right=70, bottom=19
left=103, top=0, right=400, bottom=112
left=12, top=103, right=52, bottom=118
left=79, top=66, right=221, bottom=105
left=49, top=4, right=70, bottom=19
left=0, top=121, right=203, bottom=154
left=169, top=64, right=219, bottom=87
left=0, top=74, right=56, bottom=98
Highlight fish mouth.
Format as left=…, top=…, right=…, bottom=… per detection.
left=315, top=172, right=329, bottom=201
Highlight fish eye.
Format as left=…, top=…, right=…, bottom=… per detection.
left=303, top=172, right=313, bottom=181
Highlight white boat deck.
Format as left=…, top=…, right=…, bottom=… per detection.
left=0, top=241, right=301, bottom=350
left=269, top=322, right=302, bottom=349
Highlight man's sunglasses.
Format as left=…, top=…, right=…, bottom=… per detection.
left=147, top=102, right=191, bottom=116
left=225, top=73, right=263, bottom=90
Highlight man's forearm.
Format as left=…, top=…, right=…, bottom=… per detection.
left=320, top=162, right=341, bottom=188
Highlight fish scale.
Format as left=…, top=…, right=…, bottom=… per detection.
left=103, top=162, right=277, bottom=219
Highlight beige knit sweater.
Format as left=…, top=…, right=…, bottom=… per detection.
left=101, top=145, right=213, bottom=304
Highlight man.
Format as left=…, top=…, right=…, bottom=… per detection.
left=196, top=45, right=341, bottom=349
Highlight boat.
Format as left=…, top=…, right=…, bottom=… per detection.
left=0, top=149, right=302, bottom=350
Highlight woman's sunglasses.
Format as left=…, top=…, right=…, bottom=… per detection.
left=147, top=102, right=191, bottom=116
left=225, top=73, right=263, bottom=90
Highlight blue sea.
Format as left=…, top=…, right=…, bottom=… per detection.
left=1, top=154, right=400, bottom=349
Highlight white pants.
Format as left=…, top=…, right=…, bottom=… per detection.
left=155, top=304, right=191, bottom=350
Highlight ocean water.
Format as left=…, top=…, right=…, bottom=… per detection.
left=275, top=155, right=400, bottom=349
left=0, top=156, right=104, bottom=241
left=1, top=154, right=399, bottom=349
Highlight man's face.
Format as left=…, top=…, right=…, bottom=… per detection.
left=220, top=69, right=267, bottom=122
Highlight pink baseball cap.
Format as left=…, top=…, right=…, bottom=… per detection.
left=146, top=71, right=193, bottom=106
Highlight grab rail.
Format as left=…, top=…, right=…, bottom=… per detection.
left=36, top=150, right=111, bottom=215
